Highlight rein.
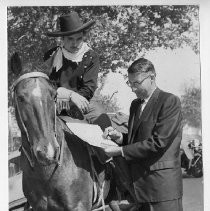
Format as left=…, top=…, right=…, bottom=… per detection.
left=12, top=71, right=63, bottom=168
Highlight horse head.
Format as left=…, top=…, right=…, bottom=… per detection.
left=11, top=53, right=61, bottom=166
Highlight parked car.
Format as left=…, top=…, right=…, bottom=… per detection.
left=180, top=139, right=203, bottom=178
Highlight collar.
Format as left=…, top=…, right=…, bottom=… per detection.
left=62, top=43, right=91, bottom=63
left=52, top=42, right=91, bottom=72
left=143, top=87, right=157, bottom=104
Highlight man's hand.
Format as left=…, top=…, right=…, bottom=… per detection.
left=103, top=126, right=123, bottom=145
left=103, top=146, right=122, bottom=157
left=57, top=87, right=89, bottom=114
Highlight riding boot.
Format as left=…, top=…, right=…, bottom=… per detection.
left=91, top=113, right=113, bottom=164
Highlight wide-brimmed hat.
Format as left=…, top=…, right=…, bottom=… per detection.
left=46, top=11, right=95, bottom=37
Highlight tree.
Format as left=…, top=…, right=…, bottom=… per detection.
left=7, top=6, right=199, bottom=68
left=7, top=6, right=199, bottom=106
left=181, top=86, right=201, bottom=128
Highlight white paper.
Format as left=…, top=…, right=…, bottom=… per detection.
left=66, top=122, right=118, bottom=148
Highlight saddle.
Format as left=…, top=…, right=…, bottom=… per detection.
left=59, top=114, right=112, bottom=209
left=59, top=113, right=137, bottom=209
left=59, top=113, right=112, bottom=164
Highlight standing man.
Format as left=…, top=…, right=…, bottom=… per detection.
left=44, top=11, right=103, bottom=123
left=103, top=58, right=183, bottom=211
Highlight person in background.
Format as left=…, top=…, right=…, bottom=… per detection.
left=102, top=58, right=183, bottom=211
left=44, top=11, right=103, bottom=123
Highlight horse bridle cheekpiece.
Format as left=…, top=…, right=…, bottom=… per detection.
left=11, top=72, right=62, bottom=168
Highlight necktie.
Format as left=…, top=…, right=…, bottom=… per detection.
left=134, top=99, right=145, bottom=122
left=128, top=99, right=145, bottom=143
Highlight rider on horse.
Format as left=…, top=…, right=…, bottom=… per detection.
left=44, top=11, right=103, bottom=123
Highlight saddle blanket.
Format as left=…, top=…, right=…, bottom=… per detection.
left=66, top=122, right=118, bottom=148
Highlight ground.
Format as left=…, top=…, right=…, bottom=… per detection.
left=182, top=174, right=203, bottom=211
left=10, top=174, right=203, bottom=211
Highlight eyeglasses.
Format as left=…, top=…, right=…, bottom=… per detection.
left=127, top=75, right=151, bottom=87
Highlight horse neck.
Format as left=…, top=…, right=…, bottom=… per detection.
left=56, top=117, right=96, bottom=173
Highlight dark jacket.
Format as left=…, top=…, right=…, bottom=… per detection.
left=122, top=88, right=183, bottom=202
left=44, top=46, right=99, bottom=101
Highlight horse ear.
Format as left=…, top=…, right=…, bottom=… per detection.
left=10, top=52, right=22, bottom=75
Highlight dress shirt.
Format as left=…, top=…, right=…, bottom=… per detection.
left=141, top=87, right=156, bottom=113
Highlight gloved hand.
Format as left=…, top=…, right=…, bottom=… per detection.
left=57, top=87, right=89, bottom=114
left=70, top=91, right=90, bottom=114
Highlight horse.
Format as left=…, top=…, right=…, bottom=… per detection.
left=10, top=53, right=116, bottom=211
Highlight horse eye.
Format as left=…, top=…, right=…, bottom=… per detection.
left=17, top=95, right=25, bottom=102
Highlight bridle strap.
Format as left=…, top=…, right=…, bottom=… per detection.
left=11, top=72, right=49, bottom=168
left=12, top=71, right=64, bottom=167
left=53, top=102, right=64, bottom=167
left=11, top=72, right=49, bottom=91
left=56, top=117, right=64, bottom=167
left=14, top=90, right=35, bottom=168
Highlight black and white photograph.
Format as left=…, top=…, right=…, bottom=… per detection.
left=1, top=1, right=210, bottom=210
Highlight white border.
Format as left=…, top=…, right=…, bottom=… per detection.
left=1, top=1, right=210, bottom=210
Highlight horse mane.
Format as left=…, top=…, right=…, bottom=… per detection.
left=21, top=61, right=52, bottom=76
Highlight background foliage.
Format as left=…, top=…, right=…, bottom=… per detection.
left=181, top=86, right=201, bottom=128
left=8, top=6, right=199, bottom=82
left=8, top=6, right=201, bottom=145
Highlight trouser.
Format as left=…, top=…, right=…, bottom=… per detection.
left=140, top=198, right=183, bottom=211
left=84, top=98, right=105, bottom=123
left=91, top=113, right=113, bottom=164
left=59, top=98, right=104, bottom=124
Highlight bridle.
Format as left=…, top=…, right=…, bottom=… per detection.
left=11, top=72, right=63, bottom=168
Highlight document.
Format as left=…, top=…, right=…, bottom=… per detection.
left=66, top=122, right=118, bottom=148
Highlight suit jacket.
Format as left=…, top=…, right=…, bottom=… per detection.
left=122, top=88, right=183, bottom=202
